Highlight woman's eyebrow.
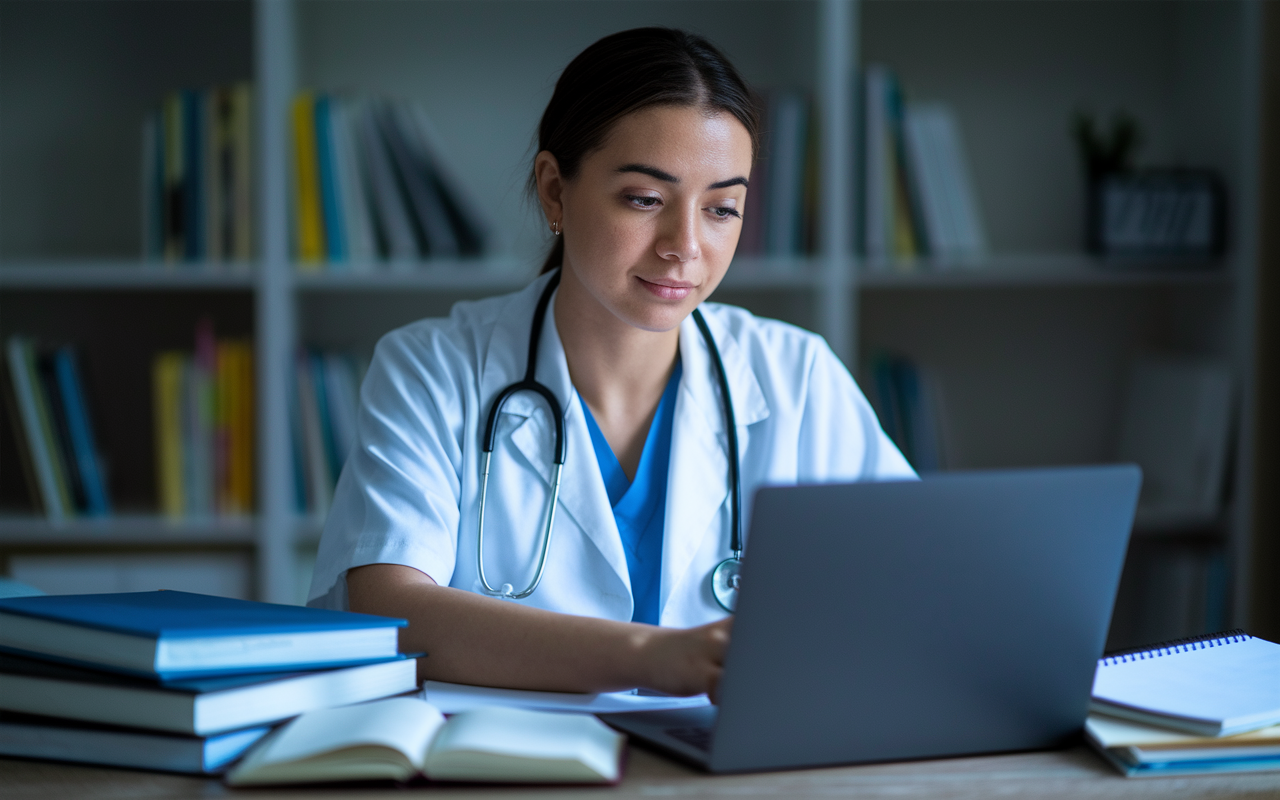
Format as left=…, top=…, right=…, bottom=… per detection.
left=616, top=164, right=749, bottom=191
left=617, top=163, right=679, bottom=182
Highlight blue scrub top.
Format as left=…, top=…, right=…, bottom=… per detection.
left=579, top=359, right=683, bottom=625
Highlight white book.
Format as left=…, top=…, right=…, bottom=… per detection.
left=1092, top=632, right=1280, bottom=737
left=329, top=98, right=377, bottom=268
left=227, top=697, right=624, bottom=786
left=928, top=106, right=986, bottom=258
left=903, top=104, right=958, bottom=258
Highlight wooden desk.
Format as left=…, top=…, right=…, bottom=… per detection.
left=4, top=744, right=1280, bottom=799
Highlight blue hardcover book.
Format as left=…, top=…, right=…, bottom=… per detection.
left=52, top=347, right=111, bottom=517
left=0, top=591, right=407, bottom=680
left=0, top=710, right=270, bottom=776
left=314, top=95, right=348, bottom=263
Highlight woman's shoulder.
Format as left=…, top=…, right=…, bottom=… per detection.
left=697, top=301, right=832, bottom=368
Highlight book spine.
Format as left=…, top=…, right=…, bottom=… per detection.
left=236, top=342, right=255, bottom=512
left=164, top=92, right=185, bottom=264
left=293, top=93, right=326, bottom=266
left=205, top=88, right=223, bottom=263
left=231, top=83, right=254, bottom=262
left=38, top=351, right=86, bottom=513
left=154, top=352, right=186, bottom=517
left=53, top=347, right=111, bottom=516
left=295, top=349, right=333, bottom=514
left=3, top=352, right=45, bottom=514
left=6, top=338, right=63, bottom=519
left=215, top=341, right=233, bottom=514
left=183, top=89, right=203, bottom=262
left=330, top=98, right=377, bottom=267
left=354, top=100, right=418, bottom=262
left=314, top=95, right=348, bottom=265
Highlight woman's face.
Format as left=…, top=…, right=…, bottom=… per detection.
left=538, top=105, right=754, bottom=333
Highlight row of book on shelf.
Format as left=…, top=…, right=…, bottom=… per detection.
left=291, top=93, right=489, bottom=268
left=291, top=348, right=365, bottom=515
left=0, top=590, right=623, bottom=783
left=141, top=68, right=986, bottom=271
left=3, top=338, right=111, bottom=520
left=142, top=84, right=254, bottom=265
left=152, top=320, right=255, bottom=518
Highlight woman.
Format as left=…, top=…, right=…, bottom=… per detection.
left=309, top=28, right=913, bottom=699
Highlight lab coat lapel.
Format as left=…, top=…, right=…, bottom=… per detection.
left=661, top=309, right=769, bottom=617
left=481, top=277, right=631, bottom=595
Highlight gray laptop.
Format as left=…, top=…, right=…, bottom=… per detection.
left=603, top=466, right=1141, bottom=773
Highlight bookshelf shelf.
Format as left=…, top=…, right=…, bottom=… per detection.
left=0, top=262, right=256, bottom=290
left=857, top=254, right=1231, bottom=291
left=0, top=515, right=257, bottom=548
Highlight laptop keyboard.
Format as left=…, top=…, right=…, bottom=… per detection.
left=664, top=726, right=713, bottom=752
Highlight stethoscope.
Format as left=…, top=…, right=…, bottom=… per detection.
left=476, top=269, right=744, bottom=613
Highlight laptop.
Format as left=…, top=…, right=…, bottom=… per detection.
left=602, top=465, right=1141, bottom=773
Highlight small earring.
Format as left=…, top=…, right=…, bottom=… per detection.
left=550, top=220, right=561, bottom=236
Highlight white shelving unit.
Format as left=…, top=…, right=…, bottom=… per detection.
left=0, top=1, right=1265, bottom=641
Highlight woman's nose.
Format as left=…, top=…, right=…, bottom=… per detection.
left=656, top=205, right=701, bottom=263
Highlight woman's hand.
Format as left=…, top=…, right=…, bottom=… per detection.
left=635, top=617, right=733, bottom=701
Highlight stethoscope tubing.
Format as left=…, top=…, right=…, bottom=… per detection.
left=476, top=269, right=742, bottom=604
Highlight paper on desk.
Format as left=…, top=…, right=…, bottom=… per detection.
left=420, top=681, right=711, bottom=714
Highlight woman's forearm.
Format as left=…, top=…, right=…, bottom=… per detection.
left=346, top=562, right=725, bottom=694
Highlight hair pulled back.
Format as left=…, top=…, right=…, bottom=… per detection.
left=533, top=27, right=759, bottom=274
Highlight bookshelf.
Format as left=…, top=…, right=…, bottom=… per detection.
left=0, top=0, right=1267, bottom=641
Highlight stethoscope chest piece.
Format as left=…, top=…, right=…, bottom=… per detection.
left=711, top=556, right=742, bottom=613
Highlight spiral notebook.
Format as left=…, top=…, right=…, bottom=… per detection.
left=1092, top=630, right=1280, bottom=737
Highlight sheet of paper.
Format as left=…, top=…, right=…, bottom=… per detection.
left=420, top=681, right=711, bottom=714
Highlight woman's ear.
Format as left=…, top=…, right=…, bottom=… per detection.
left=534, top=150, right=564, bottom=227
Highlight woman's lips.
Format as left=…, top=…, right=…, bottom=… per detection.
left=638, top=276, right=695, bottom=301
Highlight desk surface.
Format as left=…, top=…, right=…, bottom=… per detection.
left=4, top=745, right=1280, bottom=799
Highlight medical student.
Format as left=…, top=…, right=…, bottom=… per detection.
left=309, top=27, right=914, bottom=699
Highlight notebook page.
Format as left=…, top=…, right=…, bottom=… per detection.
left=1093, top=637, right=1280, bottom=728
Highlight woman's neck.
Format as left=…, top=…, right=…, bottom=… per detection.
left=554, top=270, right=680, bottom=480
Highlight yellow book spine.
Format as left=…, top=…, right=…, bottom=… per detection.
left=240, top=343, right=255, bottom=511
left=216, top=341, right=234, bottom=514
left=292, top=93, right=325, bottom=266
left=154, top=352, right=185, bottom=517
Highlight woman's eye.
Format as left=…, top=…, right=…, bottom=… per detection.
left=710, top=206, right=741, bottom=220
left=626, top=195, right=661, bottom=208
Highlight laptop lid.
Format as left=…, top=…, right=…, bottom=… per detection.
left=706, top=465, right=1140, bottom=773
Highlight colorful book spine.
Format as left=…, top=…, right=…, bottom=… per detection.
left=293, top=93, right=326, bottom=266
left=6, top=338, right=67, bottom=520
left=314, top=95, right=347, bottom=264
left=154, top=351, right=186, bottom=518
left=52, top=348, right=111, bottom=517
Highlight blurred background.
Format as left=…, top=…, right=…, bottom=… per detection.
left=0, top=0, right=1277, bottom=652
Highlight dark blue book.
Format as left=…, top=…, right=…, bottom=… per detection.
left=0, top=710, right=270, bottom=776
left=0, top=591, right=407, bottom=680
left=52, top=347, right=111, bottom=516
left=182, top=88, right=203, bottom=261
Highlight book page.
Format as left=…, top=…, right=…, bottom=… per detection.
left=229, top=697, right=444, bottom=784
left=1088, top=714, right=1280, bottom=750
left=421, top=680, right=710, bottom=714
left=425, top=706, right=623, bottom=783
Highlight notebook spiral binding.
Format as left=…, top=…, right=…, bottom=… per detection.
left=1099, top=629, right=1250, bottom=666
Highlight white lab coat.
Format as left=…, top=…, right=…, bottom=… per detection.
left=309, top=271, right=915, bottom=627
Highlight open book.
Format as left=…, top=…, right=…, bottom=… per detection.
left=225, top=697, right=624, bottom=785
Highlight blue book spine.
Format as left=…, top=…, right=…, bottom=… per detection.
left=182, top=90, right=203, bottom=262
left=314, top=96, right=347, bottom=263
left=309, top=351, right=340, bottom=487
left=53, top=348, right=110, bottom=516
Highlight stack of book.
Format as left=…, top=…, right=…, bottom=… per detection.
left=291, top=93, right=489, bottom=268
left=4, top=337, right=112, bottom=520
left=141, top=84, right=254, bottom=265
left=152, top=319, right=254, bottom=518
left=0, top=590, right=415, bottom=776
left=291, top=348, right=365, bottom=516
left=736, top=90, right=818, bottom=260
left=1087, top=630, right=1280, bottom=777
left=862, top=64, right=986, bottom=268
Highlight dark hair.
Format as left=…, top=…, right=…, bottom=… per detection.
left=532, top=27, right=759, bottom=274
